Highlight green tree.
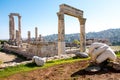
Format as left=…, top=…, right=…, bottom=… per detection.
left=73, top=39, right=80, bottom=45
left=0, top=40, right=8, bottom=44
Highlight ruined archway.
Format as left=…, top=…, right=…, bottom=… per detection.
left=57, top=4, right=86, bottom=55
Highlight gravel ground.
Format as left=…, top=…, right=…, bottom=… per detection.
left=0, top=51, right=24, bottom=63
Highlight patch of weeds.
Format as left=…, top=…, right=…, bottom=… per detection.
left=116, top=51, right=120, bottom=57
left=0, top=61, right=2, bottom=64
left=0, top=48, right=2, bottom=51
left=46, top=60, right=55, bottom=63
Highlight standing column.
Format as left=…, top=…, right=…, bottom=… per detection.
left=39, top=34, right=41, bottom=41
left=16, top=30, right=18, bottom=45
left=57, top=12, right=65, bottom=55
left=28, top=31, right=31, bottom=43
left=9, top=15, right=12, bottom=40
left=18, top=16, right=21, bottom=36
left=11, top=16, right=15, bottom=41
left=79, top=18, right=86, bottom=52
left=35, top=27, right=38, bottom=41
left=16, top=30, right=20, bottom=46
left=18, top=16, right=21, bottom=41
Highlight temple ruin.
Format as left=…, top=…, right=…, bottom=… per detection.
left=57, top=4, right=86, bottom=55
left=4, top=4, right=86, bottom=59
left=9, top=13, right=22, bottom=46
left=4, top=12, right=58, bottom=59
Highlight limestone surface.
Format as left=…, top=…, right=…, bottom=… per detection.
left=32, top=56, right=46, bottom=66
left=75, top=52, right=88, bottom=58
left=89, top=42, right=117, bottom=64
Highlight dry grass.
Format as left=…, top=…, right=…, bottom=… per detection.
left=110, top=46, right=120, bottom=51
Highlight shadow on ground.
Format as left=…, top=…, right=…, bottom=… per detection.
left=71, top=67, right=120, bottom=77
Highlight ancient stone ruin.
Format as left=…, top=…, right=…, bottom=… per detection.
left=4, top=12, right=58, bottom=59
left=3, top=4, right=86, bottom=59
left=57, top=4, right=86, bottom=55
left=8, top=13, right=22, bottom=46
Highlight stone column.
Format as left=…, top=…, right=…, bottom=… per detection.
left=11, top=16, right=15, bottom=41
left=16, top=30, right=19, bottom=46
left=18, top=16, right=21, bottom=40
left=39, top=34, right=41, bottom=41
left=9, top=15, right=12, bottom=40
left=79, top=18, right=86, bottom=52
left=28, top=31, right=31, bottom=43
left=35, top=27, right=38, bottom=41
left=57, top=12, right=65, bottom=55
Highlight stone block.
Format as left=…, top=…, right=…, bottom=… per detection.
left=89, top=42, right=117, bottom=64
left=75, top=52, right=89, bottom=58
left=32, top=56, right=46, bottom=66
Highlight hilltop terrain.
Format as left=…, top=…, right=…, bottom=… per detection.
left=44, top=28, right=120, bottom=45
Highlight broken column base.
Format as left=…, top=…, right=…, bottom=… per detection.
left=58, top=42, right=65, bottom=55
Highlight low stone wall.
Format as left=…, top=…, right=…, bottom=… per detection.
left=27, top=42, right=58, bottom=58
left=3, top=42, right=58, bottom=59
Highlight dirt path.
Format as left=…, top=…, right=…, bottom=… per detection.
left=0, top=52, right=17, bottom=63
left=0, top=52, right=24, bottom=63
left=3, top=59, right=120, bottom=80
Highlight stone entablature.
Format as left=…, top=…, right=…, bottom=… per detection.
left=60, top=4, right=83, bottom=18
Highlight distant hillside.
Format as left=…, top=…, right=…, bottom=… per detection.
left=44, top=28, right=120, bottom=45
left=86, top=28, right=120, bottom=44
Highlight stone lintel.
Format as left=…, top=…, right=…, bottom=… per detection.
left=10, top=13, right=20, bottom=17
left=60, top=4, right=83, bottom=18
left=60, top=4, right=83, bottom=13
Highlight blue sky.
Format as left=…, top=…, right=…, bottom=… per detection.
left=0, top=0, right=120, bottom=39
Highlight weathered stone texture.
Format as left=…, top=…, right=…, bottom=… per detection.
left=60, top=4, right=83, bottom=17
left=57, top=4, right=86, bottom=55
left=4, top=42, right=58, bottom=59
left=27, top=42, right=58, bottom=57
left=35, top=27, right=38, bottom=41
left=8, top=13, right=22, bottom=46
left=27, top=31, right=31, bottom=43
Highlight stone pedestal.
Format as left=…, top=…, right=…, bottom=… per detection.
left=58, top=42, right=65, bottom=55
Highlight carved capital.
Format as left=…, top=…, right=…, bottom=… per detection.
left=57, top=12, right=64, bottom=20
left=18, top=16, right=21, bottom=19
left=79, top=18, right=86, bottom=25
